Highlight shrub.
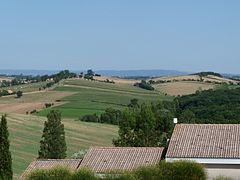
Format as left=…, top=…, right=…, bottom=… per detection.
left=80, top=114, right=99, bottom=123
left=16, top=90, right=23, bottom=98
left=45, top=103, right=52, bottom=108
left=26, top=167, right=72, bottom=180
left=105, top=172, right=136, bottom=180
left=134, top=166, right=159, bottom=180
left=26, top=169, right=49, bottom=180
left=134, top=80, right=154, bottom=91
left=71, top=168, right=97, bottom=180
left=213, top=176, right=234, bottom=180
left=171, top=161, right=206, bottom=180
left=30, top=109, right=37, bottom=114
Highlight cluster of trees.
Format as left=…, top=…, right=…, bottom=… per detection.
left=27, top=161, right=206, bottom=180
left=81, top=108, right=123, bottom=125
left=0, top=90, right=15, bottom=97
left=1, top=70, right=77, bottom=89
left=193, top=71, right=222, bottom=77
left=134, top=80, right=154, bottom=91
left=113, top=101, right=175, bottom=147
left=0, top=90, right=22, bottom=98
left=176, top=87, right=240, bottom=124
left=0, top=115, right=12, bottom=180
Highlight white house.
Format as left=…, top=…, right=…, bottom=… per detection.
left=166, top=124, right=240, bottom=179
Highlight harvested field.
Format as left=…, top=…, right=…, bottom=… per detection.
left=154, top=81, right=216, bottom=96
left=0, top=91, right=76, bottom=114
left=0, top=102, right=64, bottom=114
left=151, top=75, right=238, bottom=85
left=93, top=76, right=139, bottom=84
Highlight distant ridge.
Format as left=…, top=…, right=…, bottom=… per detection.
left=94, top=69, right=188, bottom=77
left=0, top=69, right=58, bottom=76
left=0, top=69, right=188, bottom=77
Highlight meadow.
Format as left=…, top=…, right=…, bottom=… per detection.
left=37, top=78, right=172, bottom=119
left=0, top=81, right=48, bottom=93
left=4, top=113, right=118, bottom=179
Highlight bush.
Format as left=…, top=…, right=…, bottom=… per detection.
left=26, top=167, right=72, bottom=180
left=16, top=90, right=23, bottom=98
left=71, top=168, right=97, bottom=180
left=134, top=80, right=154, bottom=91
left=26, top=161, right=206, bottom=180
left=105, top=172, right=136, bottom=180
left=213, top=176, right=234, bottom=180
left=30, top=109, right=37, bottom=114
left=172, top=161, right=206, bottom=180
left=135, top=166, right=160, bottom=180
left=80, top=114, right=99, bottom=123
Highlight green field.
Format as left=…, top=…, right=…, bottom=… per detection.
left=0, top=81, right=49, bottom=93
left=37, top=79, right=172, bottom=119
left=0, top=78, right=172, bottom=179
left=4, top=113, right=117, bottom=179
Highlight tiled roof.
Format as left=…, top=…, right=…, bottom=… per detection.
left=166, top=124, right=240, bottom=159
left=79, top=147, right=164, bottom=173
left=19, top=159, right=81, bottom=180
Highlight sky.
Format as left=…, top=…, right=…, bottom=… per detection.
left=0, top=0, right=240, bottom=73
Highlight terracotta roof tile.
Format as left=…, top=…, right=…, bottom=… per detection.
left=79, top=147, right=164, bottom=173
left=19, top=159, right=81, bottom=180
left=166, top=124, right=240, bottom=159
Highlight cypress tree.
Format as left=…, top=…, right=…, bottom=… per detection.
left=0, top=115, right=13, bottom=180
left=38, top=110, right=67, bottom=159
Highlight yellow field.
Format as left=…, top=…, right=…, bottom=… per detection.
left=154, top=81, right=216, bottom=96
left=151, top=74, right=238, bottom=96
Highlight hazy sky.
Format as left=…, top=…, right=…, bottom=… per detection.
left=0, top=0, right=240, bottom=73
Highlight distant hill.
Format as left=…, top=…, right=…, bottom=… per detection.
left=0, top=69, right=188, bottom=78
left=151, top=74, right=239, bottom=96
left=193, top=71, right=222, bottom=78
left=0, top=69, right=58, bottom=76
left=94, top=69, right=188, bottom=78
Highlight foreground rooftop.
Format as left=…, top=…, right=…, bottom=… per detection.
left=166, top=124, right=240, bottom=159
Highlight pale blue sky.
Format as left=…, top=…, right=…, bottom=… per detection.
left=0, top=0, right=240, bottom=73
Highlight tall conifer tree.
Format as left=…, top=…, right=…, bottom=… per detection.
left=38, top=110, right=67, bottom=159
left=0, top=115, right=13, bottom=180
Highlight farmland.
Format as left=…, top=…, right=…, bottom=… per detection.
left=0, top=81, right=49, bottom=93
left=5, top=113, right=118, bottom=179
left=1, top=74, right=236, bottom=179
left=37, top=78, right=171, bottom=119
left=0, top=77, right=171, bottom=178
left=153, top=81, right=216, bottom=96
left=0, top=90, right=76, bottom=114
left=151, top=75, right=238, bottom=96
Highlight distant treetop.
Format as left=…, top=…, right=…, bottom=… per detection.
left=193, top=72, right=222, bottom=77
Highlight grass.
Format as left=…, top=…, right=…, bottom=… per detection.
left=37, top=79, right=172, bottom=119
left=4, top=113, right=118, bottom=179
left=0, top=81, right=48, bottom=93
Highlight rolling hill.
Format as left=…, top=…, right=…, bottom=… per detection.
left=5, top=113, right=118, bottom=179
left=150, top=74, right=239, bottom=96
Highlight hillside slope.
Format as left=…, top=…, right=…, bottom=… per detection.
left=5, top=113, right=117, bottom=179
left=151, top=74, right=239, bottom=96
left=37, top=78, right=172, bottom=119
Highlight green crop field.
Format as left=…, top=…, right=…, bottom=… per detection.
left=0, top=81, right=48, bottom=93
left=4, top=113, right=117, bottom=179
left=37, top=79, right=172, bottom=119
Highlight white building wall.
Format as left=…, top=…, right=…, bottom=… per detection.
left=166, top=157, right=240, bottom=165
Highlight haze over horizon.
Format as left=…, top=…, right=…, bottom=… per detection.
left=1, top=1, right=240, bottom=74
